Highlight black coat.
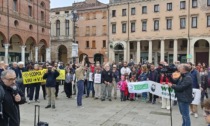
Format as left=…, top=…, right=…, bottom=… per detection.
left=43, top=70, right=60, bottom=87
left=0, top=82, right=26, bottom=126
left=172, top=73, right=193, bottom=103
left=101, top=70, right=113, bottom=83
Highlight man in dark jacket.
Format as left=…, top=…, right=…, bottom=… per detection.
left=0, top=70, right=26, bottom=126
left=169, top=64, right=193, bottom=126
left=43, top=66, right=59, bottom=109
left=101, top=63, right=113, bottom=101
left=188, top=62, right=200, bottom=118
left=147, top=64, right=159, bottom=104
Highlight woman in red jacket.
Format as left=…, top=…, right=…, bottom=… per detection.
left=160, top=73, right=171, bottom=110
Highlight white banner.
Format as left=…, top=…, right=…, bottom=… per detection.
left=128, top=81, right=201, bottom=105
left=94, top=74, right=101, bottom=83
left=72, top=43, right=78, bottom=57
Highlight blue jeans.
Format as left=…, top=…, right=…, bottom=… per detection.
left=142, top=92, right=147, bottom=99
left=87, top=81, right=95, bottom=97
left=178, top=102, right=191, bottom=126
left=77, top=80, right=84, bottom=106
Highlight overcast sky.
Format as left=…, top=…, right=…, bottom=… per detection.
left=50, top=0, right=109, bottom=8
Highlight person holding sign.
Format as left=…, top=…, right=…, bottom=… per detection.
left=28, top=64, right=41, bottom=104
left=168, top=64, right=193, bottom=126
left=86, top=63, right=95, bottom=98
left=43, top=66, right=60, bottom=109
left=93, top=64, right=102, bottom=99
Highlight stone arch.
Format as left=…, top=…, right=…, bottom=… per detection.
left=8, top=34, right=23, bottom=62
left=94, top=53, right=104, bottom=64
left=39, top=39, right=48, bottom=47
left=114, top=43, right=124, bottom=50
left=25, top=36, right=36, bottom=62
left=0, top=32, right=7, bottom=43
left=58, top=45, right=68, bottom=64
left=191, top=38, right=210, bottom=66
left=10, top=34, right=23, bottom=45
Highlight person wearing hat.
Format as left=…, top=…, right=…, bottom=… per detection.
left=16, top=62, right=27, bottom=95
left=43, top=65, right=60, bottom=109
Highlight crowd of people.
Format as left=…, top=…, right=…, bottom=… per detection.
left=1, top=56, right=210, bottom=126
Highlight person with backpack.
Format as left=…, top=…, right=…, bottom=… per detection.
left=0, top=70, right=26, bottom=126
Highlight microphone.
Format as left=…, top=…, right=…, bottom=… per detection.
left=11, top=85, right=18, bottom=96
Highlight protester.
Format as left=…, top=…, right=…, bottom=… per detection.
left=94, top=63, right=102, bottom=99
left=54, top=63, right=60, bottom=98
left=101, top=63, right=113, bottom=101
left=118, top=75, right=128, bottom=101
left=200, top=67, right=208, bottom=115
left=188, top=62, right=201, bottom=118
left=129, top=74, right=136, bottom=101
left=16, top=62, right=27, bottom=95
left=120, top=61, right=131, bottom=77
left=138, top=65, right=148, bottom=102
left=43, top=66, right=60, bottom=109
left=75, top=55, right=86, bottom=107
left=169, top=64, right=193, bottom=126
left=86, top=63, right=95, bottom=98
left=112, top=64, right=120, bottom=99
left=39, top=65, right=46, bottom=100
left=64, top=68, right=73, bottom=98
left=28, top=64, right=41, bottom=103
left=0, top=70, right=26, bottom=126
left=147, top=64, right=159, bottom=104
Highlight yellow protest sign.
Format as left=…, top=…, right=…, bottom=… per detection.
left=22, top=70, right=46, bottom=85
left=56, top=70, right=65, bottom=80
left=22, top=69, right=66, bottom=84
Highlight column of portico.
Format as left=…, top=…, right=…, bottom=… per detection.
left=46, top=48, right=51, bottom=62
left=160, top=39, right=165, bottom=62
left=173, top=39, right=178, bottom=63
left=35, top=47, right=38, bottom=63
left=4, top=44, right=10, bottom=64
left=21, top=45, right=26, bottom=63
left=148, top=40, right=152, bottom=63
left=127, top=41, right=130, bottom=61
left=123, top=46, right=126, bottom=62
left=187, top=39, right=190, bottom=62
left=136, top=41, right=141, bottom=63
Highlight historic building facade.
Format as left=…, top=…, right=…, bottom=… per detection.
left=73, top=0, right=108, bottom=63
left=109, top=0, right=210, bottom=65
left=50, top=6, right=73, bottom=64
left=0, top=0, right=50, bottom=64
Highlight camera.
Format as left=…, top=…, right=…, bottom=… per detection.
left=160, top=64, right=177, bottom=76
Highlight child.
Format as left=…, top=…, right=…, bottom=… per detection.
left=129, top=75, right=136, bottom=101
left=118, top=75, right=128, bottom=101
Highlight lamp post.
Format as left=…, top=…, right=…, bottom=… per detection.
left=70, top=9, right=79, bottom=63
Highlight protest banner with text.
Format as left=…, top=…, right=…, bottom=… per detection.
left=128, top=81, right=201, bottom=105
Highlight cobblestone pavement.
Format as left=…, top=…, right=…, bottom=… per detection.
left=20, top=87, right=205, bottom=126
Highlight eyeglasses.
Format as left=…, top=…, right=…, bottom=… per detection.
left=5, top=77, right=16, bottom=81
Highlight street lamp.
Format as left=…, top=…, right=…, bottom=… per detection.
left=70, top=9, right=79, bottom=63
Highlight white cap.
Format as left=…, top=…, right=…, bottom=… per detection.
left=18, top=61, right=24, bottom=66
